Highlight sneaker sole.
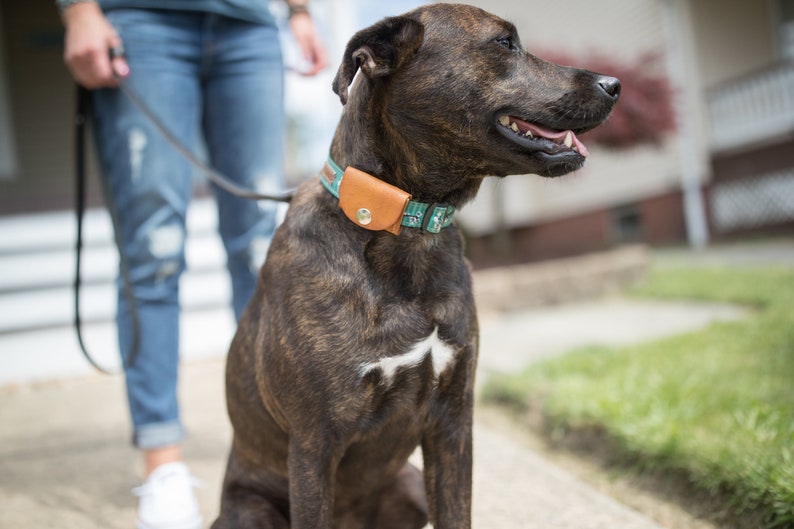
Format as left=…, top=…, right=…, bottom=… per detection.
left=136, top=515, right=202, bottom=529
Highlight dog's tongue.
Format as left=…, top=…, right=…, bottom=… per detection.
left=513, top=117, right=589, bottom=157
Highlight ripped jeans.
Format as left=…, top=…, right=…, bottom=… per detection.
left=91, top=9, right=284, bottom=449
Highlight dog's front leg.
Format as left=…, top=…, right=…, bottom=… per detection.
left=287, top=435, right=338, bottom=529
left=422, top=358, right=475, bottom=529
left=422, top=409, right=473, bottom=529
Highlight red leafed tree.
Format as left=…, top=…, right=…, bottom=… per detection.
left=538, top=51, right=677, bottom=149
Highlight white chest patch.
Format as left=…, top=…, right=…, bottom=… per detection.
left=359, top=327, right=457, bottom=385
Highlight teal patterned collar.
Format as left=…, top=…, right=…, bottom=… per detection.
left=321, top=156, right=455, bottom=234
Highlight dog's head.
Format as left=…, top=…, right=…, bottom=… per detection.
left=333, top=3, right=620, bottom=193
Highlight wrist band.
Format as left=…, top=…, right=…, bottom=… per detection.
left=56, top=0, right=97, bottom=14
left=288, top=3, right=310, bottom=18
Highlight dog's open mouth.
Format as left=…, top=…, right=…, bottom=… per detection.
left=496, top=115, right=589, bottom=158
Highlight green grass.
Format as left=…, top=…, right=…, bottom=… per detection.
left=482, top=265, right=794, bottom=528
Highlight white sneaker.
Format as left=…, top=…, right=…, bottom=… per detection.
left=133, top=462, right=203, bottom=529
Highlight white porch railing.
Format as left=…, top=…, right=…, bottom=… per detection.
left=708, top=61, right=794, bottom=152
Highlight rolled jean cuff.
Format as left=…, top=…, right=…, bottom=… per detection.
left=133, top=421, right=185, bottom=450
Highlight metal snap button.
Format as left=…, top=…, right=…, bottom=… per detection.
left=356, top=208, right=372, bottom=226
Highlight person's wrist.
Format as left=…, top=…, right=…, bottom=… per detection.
left=59, top=0, right=103, bottom=26
left=287, top=2, right=310, bottom=19
left=56, top=0, right=98, bottom=15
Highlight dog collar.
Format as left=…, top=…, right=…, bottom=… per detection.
left=321, top=156, right=455, bottom=235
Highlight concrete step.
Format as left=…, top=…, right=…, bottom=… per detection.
left=0, top=198, right=231, bottom=328
left=0, top=307, right=237, bottom=386
left=0, top=199, right=221, bottom=255
left=0, top=270, right=233, bottom=334
left=0, top=224, right=226, bottom=294
left=0, top=199, right=239, bottom=386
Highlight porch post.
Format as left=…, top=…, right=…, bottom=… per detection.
left=661, top=0, right=710, bottom=249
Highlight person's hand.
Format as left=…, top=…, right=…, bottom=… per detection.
left=61, top=2, right=129, bottom=88
left=288, top=12, right=328, bottom=76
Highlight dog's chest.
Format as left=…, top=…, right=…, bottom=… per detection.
left=358, top=327, right=457, bottom=387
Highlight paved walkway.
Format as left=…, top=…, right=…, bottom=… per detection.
left=3, top=237, right=792, bottom=528
left=1, top=295, right=754, bottom=528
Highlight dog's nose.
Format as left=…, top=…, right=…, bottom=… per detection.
left=597, top=76, right=621, bottom=100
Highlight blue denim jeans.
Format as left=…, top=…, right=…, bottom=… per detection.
left=91, top=9, right=284, bottom=449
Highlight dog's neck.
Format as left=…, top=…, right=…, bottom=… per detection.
left=329, top=79, right=483, bottom=209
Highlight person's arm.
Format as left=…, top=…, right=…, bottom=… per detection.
left=284, top=1, right=328, bottom=76
left=58, top=0, right=129, bottom=88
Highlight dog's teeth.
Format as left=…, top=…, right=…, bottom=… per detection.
left=524, top=130, right=533, bottom=138
left=564, top=131, right=573, bottom=148
left=499, top=116, right=511, bottom=127
left=510, top=122, right=520, bottom=133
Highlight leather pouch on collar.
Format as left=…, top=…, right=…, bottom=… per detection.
left=339, top=167, right=410, bottom=235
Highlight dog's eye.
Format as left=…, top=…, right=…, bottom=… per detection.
left=495, top=35, right=517, bottom=51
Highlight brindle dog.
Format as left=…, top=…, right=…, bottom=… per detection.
left=212, top=4, right=619, bottom=529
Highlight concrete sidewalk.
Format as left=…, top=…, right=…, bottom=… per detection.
left=1, top=354, right=682, bottom=529
left=6, top=239, right=793, bottom=528
left=0, top=296, right=751, bottom=528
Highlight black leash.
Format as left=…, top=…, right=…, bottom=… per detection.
left=74, top=86, right=103, bottom=372
left=74, top=70, right=295, bottom=374
left=75, top=86, right=141, bottom=374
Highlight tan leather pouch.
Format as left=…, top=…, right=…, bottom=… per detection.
left=339, top=167, right=411, bottom=235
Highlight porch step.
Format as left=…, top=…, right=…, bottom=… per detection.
left=0, top=199, right=239, bottom=386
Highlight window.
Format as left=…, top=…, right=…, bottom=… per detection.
left=0, top=4, right=18, bottom=180
left=611, top=205, right=644, bottom=244
left=779, top=0, right=794, bottom=60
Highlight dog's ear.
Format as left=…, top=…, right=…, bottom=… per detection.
left=332, top=15, right=424, bottom=105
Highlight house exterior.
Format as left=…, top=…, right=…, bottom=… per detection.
left=457, top=0, right=794, bottom=266
left=0, top=0, right=791, bottom=266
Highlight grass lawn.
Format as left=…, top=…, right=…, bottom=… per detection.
left=482, top=264, right=794, bottom=528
